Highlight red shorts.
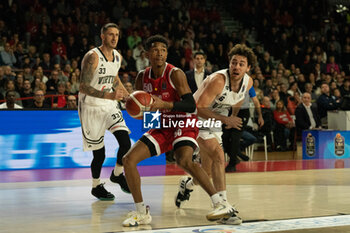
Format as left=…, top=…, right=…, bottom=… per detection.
left=142, top=126, right=199, bottom=156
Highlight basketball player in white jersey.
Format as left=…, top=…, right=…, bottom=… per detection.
left=79, top=23, right=131, bottom=200
left=175, top=44, right=256, bottom=224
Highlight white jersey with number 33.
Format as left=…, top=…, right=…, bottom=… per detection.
left=79, top=47, right=121, bottom=106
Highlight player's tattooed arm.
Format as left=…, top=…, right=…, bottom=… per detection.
left=79, top=51, right=108, bottom=99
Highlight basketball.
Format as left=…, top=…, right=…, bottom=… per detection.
left=125, top=91, right=154, bottom=119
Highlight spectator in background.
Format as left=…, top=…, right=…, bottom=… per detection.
left=14, top=42, right=27, bottom=68
left=36, top=24, right=52, bottom=56
left=185, top=52, right=211, bottom=93
left=273, top=99, right=295, bottom=151
left=167, top=40, right=182, bottom=67
left=122, top=49, right=137, bottom=77
left=259, top=51, right=275, bottom=75
left=66, top=35, right=80, bottom=61
left=270, top=88, right=281, bottom=111
left=127, top=30, right=142, bottom=50
left=119, top=10, right=132, bottom=30
left=132, top=42, right=144, bottom=60
left=22, top=64, right=34, bottom=83
left=263, top=78, right=274, bottom=96
left=0, top=90, right=23, bottom=109
left=295, top=92, right=321, bottom=133
left=192, top=41, right=204, bottom=55
left=287, top=91, right=301, bottom=115
left=15, top=72, right=24, bottom=91
left=3, top=65, right=16, bottom=81
left=0, top=43, right=16, bottom=67
left=65, top=81, right=73, bottom=95
left=287, top=81, right=301, bottom=97
left=19, top=79, right=33, bottom=108
left=316, top=82, right=340, bottom=126
left=63, top=63, right=72, bottom=77
left=326, top=56, right=340, bottom=74
left=40, top=53, right=53, bottom=77
left=46, top=70, right=60, bottom=94
left=135, top=50, right=149, bottom=72
left=205, top=43, right=217, bottom=70
left=304, top=82, right=318, bottom=102
left=28, top=89, right=51, bottom=109
left=289, top=45, right=303, bottom=68
left=342, top=44, right=350, bottom=74
left=120, top=73, right=131, bottom=85
left=2, top=79, right=22, bottom=106
left=260, top=96, right=274, bottom=151
left=66, top=95, right=77, bottom=109
left=124, top=82, right=133, bottom=94
left=340, top=78, right=350, bottom=97
left=33, top=67, right=48, bottom=84
left=52, top=63, right=68, bottom=83
left=253, top=79, right=264, bottom=101
left=52, top=81, right=67, bottom=108
left=333, top=88, right=342, bottom=103
left=78, top=37, right=90, bottom=59
left=69, top=72, right=80, bottom=94
left=51, top=36, right=67, bottom=64
left=182, top=41, right=193, bottom=68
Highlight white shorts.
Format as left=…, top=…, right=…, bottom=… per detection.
left=198, top=128, right=222, bottom=144
left=78, top=101, right=130, bottom=151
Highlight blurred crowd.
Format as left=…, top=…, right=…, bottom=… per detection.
left=0, top=0, right=349, bottom=149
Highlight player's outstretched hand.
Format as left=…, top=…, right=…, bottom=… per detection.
left=224, top=115, right=242, bottom=130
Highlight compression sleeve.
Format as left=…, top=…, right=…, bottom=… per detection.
left=172, top=93, right=196, bottom=113
left=249, top=86, right=256, bottom=97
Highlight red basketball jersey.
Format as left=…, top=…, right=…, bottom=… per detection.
left=142, top=62, right=197, bottom=122
left=142, top=63, right=180, bottom=103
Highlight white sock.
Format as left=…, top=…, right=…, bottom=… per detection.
left=113, top=165, right=123, bottom=176
left=135, top=202, right=146, bottom=214
left=185, top=178, right=195, bottom=190
left=218, top=190, right=227, bottom=202
left=210, top=193, right=222, bottom=205
left=92, top=178, right=100, bottom=188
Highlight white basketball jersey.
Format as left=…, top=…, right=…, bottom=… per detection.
left=79, top=47, right=121, bottom=106
left=196, top=69, right=250, bottom=116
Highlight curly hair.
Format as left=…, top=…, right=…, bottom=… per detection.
left=227, top=44, right=257, bottom=69
left=145, top=35, right=169, bottom=51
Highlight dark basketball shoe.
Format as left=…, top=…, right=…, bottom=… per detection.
left=110, top=171, right=131, bottom=194
left=175, top=176, right=193, bottom=208
left=91, top=183, right=115, bottom=201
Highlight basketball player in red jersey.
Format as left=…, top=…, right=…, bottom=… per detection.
left=122, top=35, right=236, bottom=227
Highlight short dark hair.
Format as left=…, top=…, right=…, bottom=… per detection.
left=227, top=44, right=257, bottom=69
left=145, top=35, right=168, bottom=51
left=5, top=90, right=16, bottom=98
left=101, top=23, right=119, bottom=34
left=193, top=51, right=206, bottom=59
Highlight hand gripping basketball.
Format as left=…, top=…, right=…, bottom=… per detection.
left=125, top=91, right=154, bottom=119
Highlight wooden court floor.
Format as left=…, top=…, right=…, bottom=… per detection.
left=1, top=151, right=350, bottom=233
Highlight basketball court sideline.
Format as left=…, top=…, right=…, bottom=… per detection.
left=1, top=159, right=350, bottom=233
